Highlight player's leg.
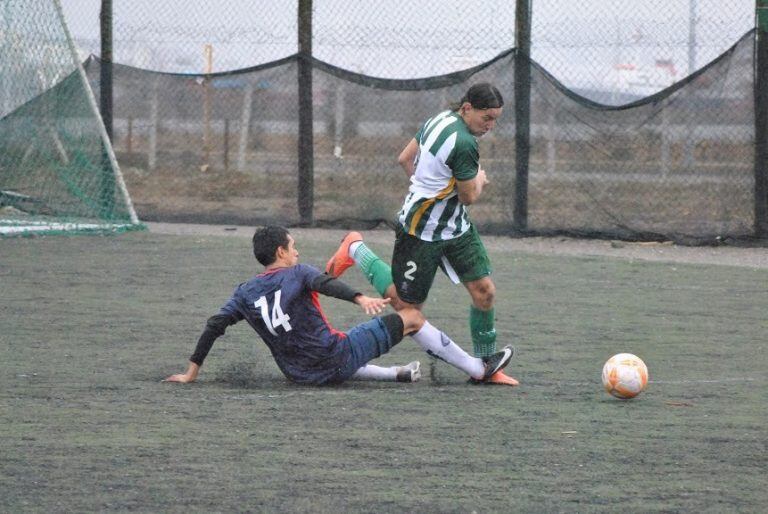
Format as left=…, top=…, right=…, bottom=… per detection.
left=442, top=225, right=496, bottom=356
left=401, top=307, right=514, bottom=381
left=389, top=225, right=442, bottom=307
left=326, top=231, right=393, bottom=296
left=391, top=229, right=517, bottom=383
left=348, top=303, right=425, bottom=383
left=407, top=312, right=482, bottom=378
left=465, top=276, right=497, bottom=357
left=350, top=361, right=421, bottom=382
left=335, top=313, right=417, bottom=383
left=325, top=230, right=430, bottom=310
left=326, top=230, right=515, bottom=382
left=443, top=226, right=519, bottom=385
left=338, top=309, right=513, bottom=383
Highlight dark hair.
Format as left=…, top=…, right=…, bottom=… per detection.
left=252, top=225, right=290, bottom=266
left=452, top=82, right=504, bottom=111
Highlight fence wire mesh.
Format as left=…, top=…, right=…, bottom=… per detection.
left=40, top=0, right=762, bottom=241
left=64, top=0, right=754, bottom=95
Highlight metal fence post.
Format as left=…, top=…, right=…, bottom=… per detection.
left=755, top=1, right=768, bottom=237
left=513, top=0, right=532, bottom=232
left=298, top=0, right=314, bottom=225
left=100, top=0, right=115, bottom=217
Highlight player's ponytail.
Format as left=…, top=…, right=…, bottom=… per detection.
left=451, top=82, right=504, bottom=111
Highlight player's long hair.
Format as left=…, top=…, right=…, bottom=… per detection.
left=450, top=82, right=504, bottom=111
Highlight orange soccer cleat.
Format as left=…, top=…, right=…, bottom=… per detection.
left=469, top=346, right=519, bottom=386
left=325, top=231, right=362, bottom=278
left=484, top=370, right=520, bottom=386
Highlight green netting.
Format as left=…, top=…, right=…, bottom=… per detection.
left=0, top=0, right=141, bottom=237
left=85, top=31, right=755, bottom=243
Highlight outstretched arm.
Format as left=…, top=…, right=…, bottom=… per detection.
left=164, top=313, right=238, bottom=383
left=310, top=273, right=390, bottom=315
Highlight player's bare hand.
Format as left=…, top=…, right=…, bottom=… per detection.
left=477, top=167, right=489, bottom=185
left=163, top=373, right=195, bottom=383
left=163, top=361, right=200, bottom=384
left=355, top=295, right=391, bottom=315
left=163, top=363, right=200, bottom=383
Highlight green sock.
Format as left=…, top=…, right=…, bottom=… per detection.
left=470, top=306, right=497, bottom=358
left=353, top=243, right=394, bottom=297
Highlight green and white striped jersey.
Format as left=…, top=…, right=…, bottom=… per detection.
left=397, top=110, right=479, bottom=242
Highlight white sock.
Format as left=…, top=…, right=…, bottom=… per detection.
left=351, top=364, right=397, bottom=381
left=349, top=241, right=363, bottom=260
left=411, top=321, right=484, bottom=379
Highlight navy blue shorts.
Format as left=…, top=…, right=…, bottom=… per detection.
left=330, top=314, right=405, bottom=383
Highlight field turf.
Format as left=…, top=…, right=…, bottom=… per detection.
left=1, top=231, right=766, bottom=512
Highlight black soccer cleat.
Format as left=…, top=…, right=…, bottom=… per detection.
left=480, top=346, right=514, bottom=381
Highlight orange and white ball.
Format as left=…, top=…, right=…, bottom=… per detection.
left=601, top=353, right=649, bottom=399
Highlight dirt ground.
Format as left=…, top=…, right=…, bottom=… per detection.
left=147, top=222, right=768, bottom=270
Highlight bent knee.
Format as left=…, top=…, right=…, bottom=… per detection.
left=469, top=280, right=496, bottom=309
left=398, top=307, right=425, bottom=335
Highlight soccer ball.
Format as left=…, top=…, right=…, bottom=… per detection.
left=601, top=353, right=649, bottom=399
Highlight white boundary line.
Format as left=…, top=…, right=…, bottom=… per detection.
left=554, top=377, right=762, bottom=386
left=0, top=222, right=135, bottom=234
left=651, top=377, right=761, bottom=384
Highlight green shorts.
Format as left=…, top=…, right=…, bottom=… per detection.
left=391, top=224, right=491, bottom=304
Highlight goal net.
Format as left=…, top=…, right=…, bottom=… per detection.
left=0, top=0, right=140, bottom=237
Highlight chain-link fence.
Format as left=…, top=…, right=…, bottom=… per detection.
left=52, top=1, right=764, bottom=241
left=65, top=0, right=754, bottom=96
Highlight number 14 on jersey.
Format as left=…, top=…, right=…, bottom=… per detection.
left=254, top=290, right=292, bottom=335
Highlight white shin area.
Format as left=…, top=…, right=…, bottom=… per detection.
left=410, top=321, right=484, bottom=378
left=350, top=364, right=398, bottom=381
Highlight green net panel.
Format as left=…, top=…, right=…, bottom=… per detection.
left=0, top=0, right=141, bottom=237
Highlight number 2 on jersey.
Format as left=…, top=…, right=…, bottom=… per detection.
left=254, top=290, right=292, bottom=335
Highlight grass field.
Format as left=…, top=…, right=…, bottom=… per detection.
left=1, top=230, right=767, bottom=512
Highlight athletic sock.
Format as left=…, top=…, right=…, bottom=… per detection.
left=411, top=321, right=484, bottom=378
left=351, top=364, right=397, bottom=381
left=470, top=305, right=497, bottom=358
left=350, top=242, right=393, bottom=297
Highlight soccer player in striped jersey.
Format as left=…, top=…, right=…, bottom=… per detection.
left=165, top=226, right=513, bottom=386
left=326, top=83, right=519, bottom=386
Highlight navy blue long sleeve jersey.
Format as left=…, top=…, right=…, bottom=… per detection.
left=191, top=264, right=362, bottom=384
